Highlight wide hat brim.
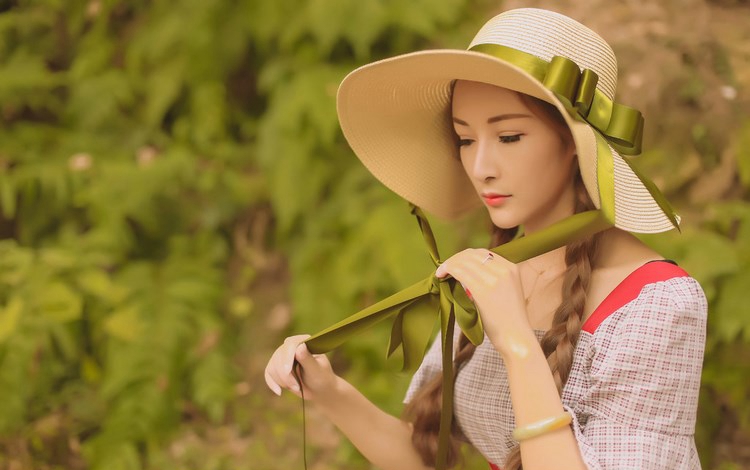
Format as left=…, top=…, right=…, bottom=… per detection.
left=337, top=49, right=678, bottom=233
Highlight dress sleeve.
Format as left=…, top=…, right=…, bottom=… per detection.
left=403, top=326, right=463, bottom=404
left=403, top=332, right=443, bottom=404
left=569, top=277, right=707, bottom=470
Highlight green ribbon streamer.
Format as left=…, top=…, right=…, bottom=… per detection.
left=469, top=44, right=644, bottom=156
left=596, top=132, right=617, bottom=224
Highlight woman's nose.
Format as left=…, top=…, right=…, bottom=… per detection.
left=470, top=140, right=498, bottom=182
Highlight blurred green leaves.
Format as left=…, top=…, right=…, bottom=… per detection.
left=0, top=0, right=256, bottom=467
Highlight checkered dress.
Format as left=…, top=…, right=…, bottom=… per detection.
left=404, top=262, right=707, bottom=469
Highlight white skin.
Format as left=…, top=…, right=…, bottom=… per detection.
left=264, top=80, right=660, bottom=470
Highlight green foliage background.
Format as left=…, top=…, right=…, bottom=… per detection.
left=0, top=0, right=748, bottom=469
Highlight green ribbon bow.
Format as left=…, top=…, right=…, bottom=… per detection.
left=469, top=44, right=644, bottom=156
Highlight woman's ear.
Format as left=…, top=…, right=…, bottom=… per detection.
left=569, top=154, right=581, bottom=182
left=560, top=130, right=577, bottom=161
left=565, top=134, right=578, bottom=157
left=566, top=137, right=579, bottom=168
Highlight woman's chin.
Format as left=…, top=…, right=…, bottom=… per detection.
left=487, top=212, right=522, bottom=230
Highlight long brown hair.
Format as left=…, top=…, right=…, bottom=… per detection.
left=403, top=90, right=601, bottom=469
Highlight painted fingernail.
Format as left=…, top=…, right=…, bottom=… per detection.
left=464, top=288, right=472, bottom=300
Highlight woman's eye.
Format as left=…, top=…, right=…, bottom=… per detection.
left=499, top=134, right=522, bottom=143
left=457, top=138, right=474, bottom=147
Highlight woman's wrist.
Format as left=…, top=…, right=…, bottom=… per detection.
left=491, top=328, right=541, bottom=362
left=312, top=375, right=350, bottom=413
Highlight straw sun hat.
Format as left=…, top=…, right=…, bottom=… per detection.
left=337, top=8, right=680, bottom=233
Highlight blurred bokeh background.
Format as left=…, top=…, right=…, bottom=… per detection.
left=0, top=0, right=748, bottom=469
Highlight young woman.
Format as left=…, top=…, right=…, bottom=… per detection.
left=264, top=8, right=707, bottom=470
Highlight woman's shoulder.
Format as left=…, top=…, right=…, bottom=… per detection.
left=582, top=230, right=706, bottom=335
left=583, top=260, right=705, bottom=334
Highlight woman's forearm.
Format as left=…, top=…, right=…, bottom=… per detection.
left=502, top=331, right=588, bottom=470
left=313, top=376, right=431, bottom=470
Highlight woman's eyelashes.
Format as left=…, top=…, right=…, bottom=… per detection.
left=456, top=134, right=523, bottom=148
left=498, top=134, right=522, bottom=143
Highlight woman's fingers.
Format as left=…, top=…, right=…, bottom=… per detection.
left=280, top=335, right=310, bottom=392
left=264, top=367, right=283, bottom=396
left=283, top=335, right=310, bottom=369
left=295, top=342, right=315, bottom=366
left=438, top=250, right=493, bottom=284
left=265, top=334, right=311, bottom=396
left=436, top=249, right=520, bottom=309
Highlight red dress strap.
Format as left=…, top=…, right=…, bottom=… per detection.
left=581, top=260, right=689, bottom=334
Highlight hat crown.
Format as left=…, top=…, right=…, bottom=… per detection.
left=468, top=8, right=618, bottom=100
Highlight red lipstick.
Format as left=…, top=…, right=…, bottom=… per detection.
left=482, top=193, right=511, bottom=207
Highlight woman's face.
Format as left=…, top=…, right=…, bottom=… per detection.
left=451, top=80, right=578, bottom=234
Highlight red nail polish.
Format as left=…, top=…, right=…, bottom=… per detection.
left=464, top=288, right=472, bottom=300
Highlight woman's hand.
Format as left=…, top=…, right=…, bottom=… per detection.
left=264, top=334, right=339, bottom=402
left=435, top=249, right=535, bottom=357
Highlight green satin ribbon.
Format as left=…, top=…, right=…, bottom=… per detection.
left=469, top=44, right=644, bottom=156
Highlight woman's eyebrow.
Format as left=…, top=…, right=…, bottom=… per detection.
left=452, top=114, right=533, bottom=126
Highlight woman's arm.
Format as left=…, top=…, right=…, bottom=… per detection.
left=314, top=374, right=431, bottom=470
left=501, top=331, right=588, bottom=470
left=266, top=337, right=430, bottom=470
